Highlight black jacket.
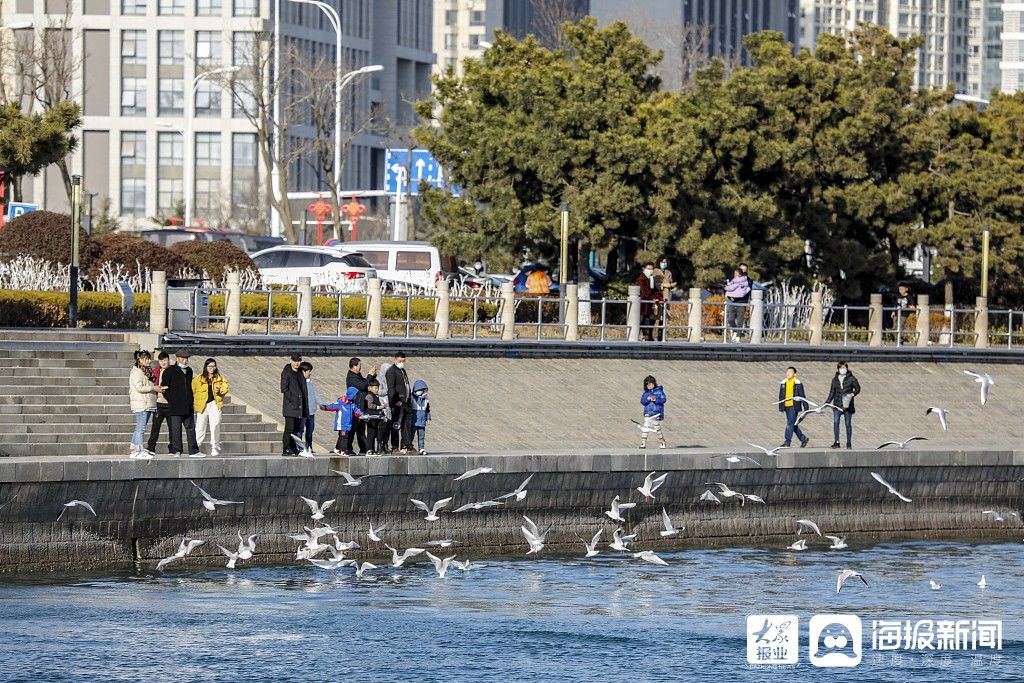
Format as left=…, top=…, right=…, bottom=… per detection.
left=161, top=364, right=194, bottom=416
left=280, top=364, right=308, bottom=418
left=825, top=372, right=861, bottom=414
left=361, top=391, right=384, bottom=419
left=385, top=364, right=411, bottom=406
left=346, top=369, right=376, bottom=392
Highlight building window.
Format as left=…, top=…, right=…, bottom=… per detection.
left=233, top=0, right=257, bottom=16
left=121, top=30, right=147, bottom=65
left=195, top=31, right=222, bottom=65
left=158, top=78, right=184, bottom=115
left=444, top=33, right=457, bottom=49
left=121, top=0, right=147, bottom=14
left=444, top=9, right=457, bottom=25
left=159, top=31, right=184, bottom=65
left=120, top=132, right=146, bottom=167
left=231, top=132, right=257, bottom=212
left=195, top=132, right=221, bottom=166
left=471, top=10, right=485, bottom=25
left=469, top=34, right=482, bottom=50
left=194, top=178, right=220, bottom=217
left=195, top=0, right=221, bottom=14
left=120, top=78, right=146, bottom=115
left=157, top=178, right=183, bottom=215
left=232, top=31, right=256, bottom=66
left=158, top=0, right=183, bottom=15
left=120, top=178, right=146, bottom=216
left=194, top=80, right=221, bottom=117
left=158, top=131, right=183, bottom=165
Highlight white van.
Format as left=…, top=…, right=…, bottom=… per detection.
left=344, top=241, right=443, bottom=290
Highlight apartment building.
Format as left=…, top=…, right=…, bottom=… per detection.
left=1001, top=2, right=1024, bottom=92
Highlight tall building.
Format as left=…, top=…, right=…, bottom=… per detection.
left=967, top=0, right=1001, bottom=97
left=589, top=0, right=800, bottom=90
left=0, top=0, right=433, bottom=230
left=1001, top=2, right=1024, bottom=93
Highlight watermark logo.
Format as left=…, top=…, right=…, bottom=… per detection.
left=809, top=614, right=862, bottom=667
left=746, top=615, right=798, bottom=665
left=871, top=619, right=1002, bottom=651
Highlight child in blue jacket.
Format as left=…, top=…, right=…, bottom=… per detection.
left=410, top=379, right=431, bottom=455
left=322, top=386, right=365, bottom=455
left=639, top=375, right=667, bottom=449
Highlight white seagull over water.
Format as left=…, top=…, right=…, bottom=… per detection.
left=454, top=500, right=504, bottom=513
left=453, top=467, right=495, bottom=482
left=796, top=519, right=822, bottom=536
left=609, top=527, right=637, bottom=552
left=837, top=569, right=868, bottom=593
left=786, top=539, right=807, bottom=551
left=156, top=537, right=205, bottom=570
left=981, top=510, right=1018, bottom=523
left=963, top=370, right=994, bottom=405
left=825, top=535, right=848, bottom=550
left=877, top=436, right=927, bottom=450
left=55, top=499, right=97, bottom=522
left=190, top=481, right=243, bottom=511
left=636, top=472, right=669, bottom=501
left=353, top=561, right=378, bottom=579
left=929, top=580, right=942, bottom=591
left=217, top=544, right=242, bottom=569
left=870, top=472, right=913, bottom=503
left=604, top=495, right=636, bottom=522
left=978, top=575, right=987, bottom=589
left=367, top=519, right=388, bottom=542
left=426, top=539, right=456, bottom=548
left=300, top=496, right=335, bottom=521
left=385, top=545, right=424, bottom=567
left=747, top=443, right=790, bottom=456
left=236, top=531, right=257, bottom=560
left=496, top=474, right=534, bottom=502
left=660, top=508, right=682, bottom=537
left=410, top=497, right=453, bottom=521
left=578, top=528, right=603, bottom=557
left=452, top=559, right=484, bottom=572
left=521, top=515, right=552, bottom=554
left=926, top=407, right=949, bottom=431
left=707, top=482, right=747, bottom=505
left=331, top=470, right=368, bottom=487
left=308, top=551, right=355, bottom=571
left=633, top=550, right=668, bottom=566
left=425, top=551, right=457, bottom=578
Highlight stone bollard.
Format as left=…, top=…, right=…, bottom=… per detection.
left=434, top=279, right=450, bottom=340
left=915, top=294, right=929, bottom=348
left=225, top=271, right=241, bottom=336
left=868, top=293, right=883, bottom=347
left=149, top=270, right=167, bottom=334
left=687, top=287, right=702, bottom=343
left=974, top=296, right=988, bottom=349
left=564, top=283, right=579, bottom=341
left=367, top=278, right=383, bottom=338
left=749, top=289, right=764, bottom=344
left=809, top=290, right=824, bottom=346
left=626, top=285, right=641, bottom=342
left=499, top=282, right=516, bottom=340
left=297, top=277, right=312, bottom=336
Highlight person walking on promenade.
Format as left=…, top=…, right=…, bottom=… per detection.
left=346, top=357, right=377, bottom=454
left=162, top=351, right=201, bottom=457
left=147, top=351, right=172, bottom=455
left=299, top=361, right=321, bottom=454
left=192, top=358, right=229, bottom=457
left=360, top=378, right=388, bottom=455
left=322, top=387, right=364, bottom=456
left=385, top=352, right=413, bottom=453
left=637, top=263, right=664, bottom=341
left=128, top=350, right=160, bottom=459
left=778, top=366, right=810, bottom=448
left=280, top=354, right=308, bottom=456
left=653, top=256, right=677, bottom=301
left=725, top=267, right=751, bottom=343
left=825, top=361, right=861, bottom=450
left=639, top=375, right=667, bottom=449
left=410, top=379, right=432, bottom=455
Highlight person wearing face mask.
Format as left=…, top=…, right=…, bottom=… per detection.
left=385, top=352, right=413, bottom=453
left=161, top=351, right=201, bottom=457
left=636, top=262, right=664, bottom=341
left=653, top=257, right=676, bottom=301
left=825, top=361, right=860, bottom=449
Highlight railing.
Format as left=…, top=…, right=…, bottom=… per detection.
left=237, top=288, right=301, bottom=335
left=578, top=297, right=631, bottom=341
left=380, top=291, right=439, bottom=338
left=822, top=305, right=872, bottom=346
left=310, top=289, right=369, bottom=337
left=447, top=292, right=503, bottom=339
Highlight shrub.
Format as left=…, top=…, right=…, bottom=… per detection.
left=92, top=233, right=189, bottom=278
left=0, top=210, right=101, bottom=270
left=207, top=293, right=496, bottom=323
left=702, top=295, right=728, bottom=329
left=169, top=240, right=257, bottom=285
left=0, top=289, right=150, bottom=328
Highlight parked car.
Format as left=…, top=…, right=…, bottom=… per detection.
left=342, top=241, right=444, bottom=290
left=137, top=228, right=285, bottom=254
left=249, top=245, right=377, bottom=288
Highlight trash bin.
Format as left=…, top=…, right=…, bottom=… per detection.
left=166, top=278, right=208, bottom=332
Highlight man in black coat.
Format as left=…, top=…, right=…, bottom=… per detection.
left=281, top=353, right=308, bottom=456
left=385, top=352, right=413, bottom=452
left=161, top=351, right=201, bottom=457
left=346, top=357, right=377, bottom=454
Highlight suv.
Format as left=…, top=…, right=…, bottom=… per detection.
left=250, top=245, right=377, bottom=288
left=138, top=228, right=285, bottom=254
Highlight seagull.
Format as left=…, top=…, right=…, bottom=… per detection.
left=796, top=519, right=822, bottom=536
left=632, top=418, right=662, bottom=434
left=698, top=489, right=721, bottom=505
left=771, top=396, right=815, bottom=407
left=55, top=499, right=97, bottom=522
left=290, top=434, right=315, bottom=459
left=367, top=519, right=388, bottom=542
left=636, top=472, right=669, bottom=501
left=978, top=575, right=987, bottom=589
left=706, top=482, right=746, bottom=504
left=289, top=526, right=337, bottom=558
left=353, top=561, right=378, bottom=579
left=577, top=528, right=603, bottom=557
left=300, top=496, right=335, bottom=521
left=190, top=481, right=243, bottom=511
left=825, top=535, right=848, bottom=550
left=837, top=569, right=868, bottom=593
left=981, top=510, right=1008, bottom=523
left=426, top=539, right=455, bottom=548
left=425, top=551, right=456, bottom=578
left=870, top=471, right=912, bottom=503
left=496, top=474, right=534, bottom=502
left=156, top=537, right=205, bottom=570
left=453, top=500, right=504, bottom=513
left=963, top=370, right=994, bottom=405
left=660, top=508, right=682, bottom=537
left=633, top=550, right=668, bottom=566
left=453, top=467, right=495, bottom=482
left=877, top=436, right=928, bottom=449
left=332, top=537, right=361, bottom=552
left=331, top=470, right=367, bottom=487
left=236, top=531, right=257, bottom=560
left=743, top=494, right=766, bottom=504
left=786, top=539, right=807, bottom=551
left=308, top=554, right=355, bottom=571
left=747, top=443, right=789, bottom=456
left=929, top=580, right=942, bottom=590
left=521, top=515, right=552, bottom=554
left=795, top=402, right=842, bottom=425
left=604, top=494, right=636, bottom=522
left=411, top=497, right=453, bottom=521
left=217, top=544, right=242, bottom=569
left=926, top=407, right=949, bottom=431
left=384, top=545, right=424, bottom=567
left=451, top=559, right=484, bottom=571
left=609, top=527, right=637, bottom=552
left=715, top=454, right=763, bottom=467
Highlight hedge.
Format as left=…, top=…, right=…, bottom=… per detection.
left=92, top=233, right=189, bottom=277
left=0, top=210, right=102, bottom=271
left=169, top=241, right=256, bottom=283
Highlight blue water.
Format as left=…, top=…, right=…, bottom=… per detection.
left=1, top=540, right=1022, bottom=682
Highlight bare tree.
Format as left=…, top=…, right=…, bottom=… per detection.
left=531, top=0, right=586, bottom=50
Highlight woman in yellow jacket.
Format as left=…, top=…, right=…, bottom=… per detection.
left=192, top=358, right=230, bottom=456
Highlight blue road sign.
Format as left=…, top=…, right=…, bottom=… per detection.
left=383, top=148, right=460, bottom=196
left=6, top=202, right=38, bottom=221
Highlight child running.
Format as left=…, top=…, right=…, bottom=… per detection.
left=322, top=387, right=364, bottom=456
left=410, top=379, right=431, bottom=455
left=639, top=375, right=667, bottom=449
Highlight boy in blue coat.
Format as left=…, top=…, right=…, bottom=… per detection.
left=410, top=379, right=431, bottom=455
left=322, top=386, right=365, bottom=455
left=639, top=375, right=667, bottom=449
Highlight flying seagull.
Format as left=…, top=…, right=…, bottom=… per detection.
left=55, top=499, right=97, bottom=522
left=367, top=519, right=388, bottom=542
left=825, top=535, right=848, bottom=550
left=707, top=482, right=746, bottom=505
left=636, top=471, right=669, bottom=502
left=963, top=370, right=994, bottom=406
left=425, top=551, right=457, bottom=578
left=453, top=500, right=504, bottom=513
left=715, top=454, right=763, bottom=467
left=795, top=402, right=842, bottom=426
left=577, top=528, right=603, bottom=557
left=747, top=443, right=789, bottom=456
left=870, top=471, right=912, bottom=503
left=631, top=419, right=662, bottom=434
left=331, top=470, right=367, bottom=487
left=410, top=497, right=453, bottom=521
left=190, top=480, right=243, bottom=511
left=609, top=527, right=637, bottom=552
left=633, top=550, right=668, bottom=566
left=981, top=510, right=1008, bottom=523
left=604, top=495, right=637, bottom=522
left=308, top=554, right=355, bottom=571
left=384, top=545, right=424, bottom=567
left=156, top=537, right=205, bottom=571
left=217, top=544, right=242, bottom=569
left=521, top=515, right=552, bottom=554
left=796, top=519, right=822, bottom=536
left=660, top=508, right=682, bottom=537
left=771, top=396, right=815, bottom=407
left=698, top=489, right=721, bottom=505
left=877, top=436, right=927, bottom=450
left=353, top=561, right=378, bottom=579
left=786, top=539, right=807, bottom=551
left=452, top=559, right=484, bottom=572
left=496, top=474, right=534, bottom=502
left=453, top=467, right=495, bottom=482
left=926, top=407, right=949, bottom=431
left=426, top=539, right=455, bottom=548
left=837, top=569, right=868, bottom=593
left=300, top=496, right=335, bottom=521
left=236, top=531, right=257, bottom=560
left=290, top=434, right=315, bottom=460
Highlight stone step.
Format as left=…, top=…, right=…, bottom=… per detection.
left=0, top=393, right=128, bottom=405
left=1, top=439, right=285, bottom=457
left=0, top=367, right=127, bottom=378
left=0, top=330, right=129, bottom=343
left=0, top=409, right=266, bottom=424
left=0, top=357, right=129, bottom=370
left=0, top=376, right=126, bottom=388
left=0, top=400, right=255, bottom=413
left=0, top=419, right=277, bottom=435
left=2, top=427, right=280, bottom=444
left=0, top=349, right=133, bottom=360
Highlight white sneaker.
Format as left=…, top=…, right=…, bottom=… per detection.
left=659, top=442, right=667, bottom=449
left=171, top=452, right=181, bottom=458
left=128, top=449, right=139, bottom=459
left=141, top=449, right=156, bottom=458
left=188, top=452, right=206, bottom=458
left=639, top=441, right=647, bottom=449
left=211, top=449, right=221, bottom=457
left=136, top=451, right=154, bottom=460
left=418, top=449, right=427, bottom=455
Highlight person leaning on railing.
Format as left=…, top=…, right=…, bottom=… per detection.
left=725, top=268, right=751, bottom=343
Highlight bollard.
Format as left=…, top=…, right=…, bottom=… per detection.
left=225, top=271, right=241, bottom=336
left=974, top=296, right=988, bottom=349
left=687, top=287, right=702, bottom=343
left=626, top=285, right=641, bottom=342
left=915, top=294, right=930, bottom=348
left=868, top=293, right=883, bottom=347
left=297, top=277, right=312, bottom=336
left=749, top=289, right=764, bottom=344
left=565, top=283, right=579, bottom=341
left=499, top=282, right=515, bottom=340
left=367, top=278, right=383, bottom=338
left=434, top=279, right=450, bottom=340
left=809, top=290, right=823, bottom=346
left=149, top=270, right=167, bottom=334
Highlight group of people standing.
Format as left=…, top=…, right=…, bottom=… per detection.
left=128, top=350, right=229, bottom=458
left=280, top=352, right=432, bottom=457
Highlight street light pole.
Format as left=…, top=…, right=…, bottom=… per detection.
left=982, top=223, right=990, bottom=300
left=559, top=202, right=569, bottom=286
left=69, top=175, right=82, bottom=328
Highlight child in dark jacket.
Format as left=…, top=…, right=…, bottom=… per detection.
left=411, top=379, right=431, bottom=455
left=359, top=379, right=388, bottom=455
left=639, top=375, right=667, bottom=449
left=322, top=386, right=364, bottom=455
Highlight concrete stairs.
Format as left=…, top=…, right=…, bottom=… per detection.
left=0, top=329, right=285, bottom=457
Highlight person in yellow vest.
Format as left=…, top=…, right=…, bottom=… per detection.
left=192, top=358, right=230, bottom=456
left=777, top=366, right=810, bottom=448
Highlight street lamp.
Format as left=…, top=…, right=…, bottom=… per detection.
left=180, top=65, right=238, bottom=227
left=982, top=222, right=990, bottom=300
